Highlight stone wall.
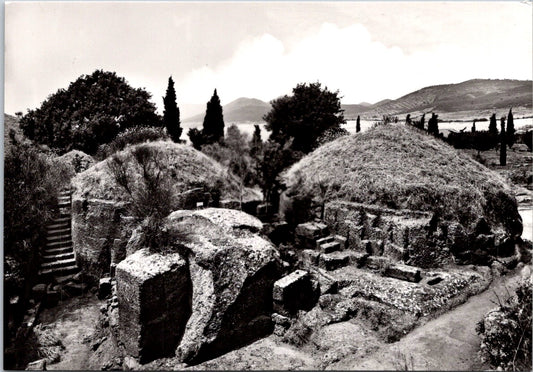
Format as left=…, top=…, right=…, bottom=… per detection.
left=72, top=197, right=137, bottom=279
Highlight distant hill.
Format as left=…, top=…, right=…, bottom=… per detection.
left=184, top=79, right=532, bottom=123
left=183, top=97, right=271, bottom=123
left=360, top=79, right=532, bottom=119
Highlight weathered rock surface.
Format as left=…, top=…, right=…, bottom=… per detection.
left=168, top=208, right=282, bottom=364
left=273, top=270, right=316, bottom=316
left=115, top=208, right=282, bottom=364
left=116, top=249, right=191, bottom=363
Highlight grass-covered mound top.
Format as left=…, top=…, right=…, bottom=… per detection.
left=72, top=140, right=255, bottom=203
left=283, top=124, right=521, bottom=234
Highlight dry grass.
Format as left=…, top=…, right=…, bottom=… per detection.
left=72, top=140, right=245, bottom=201
left=284, top=124, right=516, bottom=228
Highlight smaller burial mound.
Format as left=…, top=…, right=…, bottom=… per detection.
left=71, top=141, right=258, bottom=278
left=116, top=208, right=282, bottom=364
left=282, top=124, right=522, bottom=266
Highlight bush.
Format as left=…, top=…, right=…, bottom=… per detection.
left=96, top=126, right=168, bottom=159
left=477, top=280, right=532, bottom=371
left=4, top=131, right=68, bottom=343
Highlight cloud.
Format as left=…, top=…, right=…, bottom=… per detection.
left=176, top=22, right=532, bottom=105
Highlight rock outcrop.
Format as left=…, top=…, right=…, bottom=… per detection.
left=115, top=208, right=282, bottom=364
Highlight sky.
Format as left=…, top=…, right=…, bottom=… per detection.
left=4, top=1, right=533, bottom=117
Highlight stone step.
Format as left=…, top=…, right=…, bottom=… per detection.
left=50, top=217, right=71, bottom=224
left=319, top=251, right=368, bottom=271
left=46, top=240, right=73, bottom=249
left=42, top=252, right=75, bottom=263
left=319, top=241, right=341, bottom=254
left=43, top=246, right=74, bottom=255
left=58, top=201, right=71, bottom=208
left=319, top=251, right=355, bottom=271
left=46, top=233, right=72, bottom=242
left=48, top=227, right=71, bottom=236
left=316, top=236, right=335, bottom=249
left=41, top=257, right=77, bottom=270
left=40, top=264, right=79, bottom=277
left=48, top=221, right=70, bottom=230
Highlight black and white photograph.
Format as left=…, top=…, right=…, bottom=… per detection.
left=3, top=1, right=533, bottom=370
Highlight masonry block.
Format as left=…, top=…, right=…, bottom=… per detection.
left=384, top=263, right=422, bottom=283
left=116, top=249, right=192, bottom=363
left=273, top=270, right=315, bottom=316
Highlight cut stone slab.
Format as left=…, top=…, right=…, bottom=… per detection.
left=384, top=263, right=422, bottom=283
left=319, top=251, right=354, bottom=271
left=116, top=249, right=191, bottom=364
left=319, top=241, right=341, bottom=254
left=273, top=270, right=315, bottom=316
left=295, top=222, right=329, bottom=249
left=316, top=236, right=335, bottom=249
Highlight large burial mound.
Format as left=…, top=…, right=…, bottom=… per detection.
left=71, top=141, right=260, bottom=278
left=282, top=123, right=522, bottom=267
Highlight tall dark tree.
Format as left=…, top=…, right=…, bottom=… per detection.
left=264, top=82, right=345, bottom=154
left=405, top=114, right=412, bottom=126
left=427, top=113, right=439, bottom=136
left=419, top=113, right=426, bottom=130
left=356, top=115, right=361, bottom=133
left=471, top=120, right=476, bottom=133
left=500, top=117, right=507, bottom=166
left=488, top=113, right=498, bottom=136
left=162, top=76, right=182, bottom=142
left=507, top=108, right=515, bottom=148
left=19, top=70, right=161, bottom=155
left=202, top=89, right=225, bottom=144
left=249, top=124, right=263, bottom=158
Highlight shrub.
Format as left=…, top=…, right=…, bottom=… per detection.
left=477, top=280, right=532, bottom=371
left=4, top=131, right=68, bottom=340
left=96, top=126, right=168, bottom=159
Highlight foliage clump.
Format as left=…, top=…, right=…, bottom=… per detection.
left=476, top=280, right=532, bottom=371
left=96, top=125, right=168, bottom=159
left=19, top=70, right=161, bottom=155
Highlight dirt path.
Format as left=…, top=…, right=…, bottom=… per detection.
left=329, top=266, right=530, bottom=370
left=39, top=294, right=103, bottom=370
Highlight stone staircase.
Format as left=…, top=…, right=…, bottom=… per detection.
left=39, top=189, right=79, bottom=278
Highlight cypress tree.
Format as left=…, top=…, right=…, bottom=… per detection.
left=356, top=115, right=361, bottom=133
left=488, top=114, right=498, bottom=136
left=202, top=89, right=225, bottom=144
left=419, top=113, right=426, bottom=130
left=507, top=108, right=515, bottom=148
left=405, top=114, right=412, bottom=126
left=471, top=120, right=476, bottom=133
left=250, top=124, right=263, bottom=158
left=427, top=113, right=439, bottom=136
left=163, top=76, right=182, bottom=142
left=500, top=117, right=507, bottom=166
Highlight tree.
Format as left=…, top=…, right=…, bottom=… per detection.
left=507, top=108, right=515, bottom=148
left=427, top=113, right=439, bottom=136
left=500, top=117, right=507, bottom=166
left=19, top=70, right=161, bottom=155
left=264, top=82, right=345, bottom=154
left=405, top=114, right=412, bottom=126
left=202, top=89, right=225, bottom=144
left=250, top=124, right=263, bottom=158
left=472, top=120, right=476, bottom=133
left=163, top=76, right=182, bottom=142
left=419, top=113, right=426, bottom=130
left=356, top=115, right=361, bottom=133
left=488, top=113, right=498, bottom=136
left=188, top=128, right=206, bottom=150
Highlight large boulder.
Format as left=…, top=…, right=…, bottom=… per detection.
left=115, top=208, right=282, bottom=364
